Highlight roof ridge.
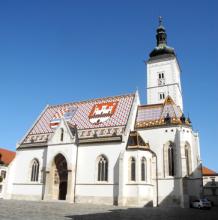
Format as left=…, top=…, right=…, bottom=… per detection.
left=48, top=92, right=135, bottom=108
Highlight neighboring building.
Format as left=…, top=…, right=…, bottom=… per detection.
left=0, top=148, right=15, bottom=198
left=7, top=18, right=202, bottom=207
left=202, top=166, right=218, bottom=205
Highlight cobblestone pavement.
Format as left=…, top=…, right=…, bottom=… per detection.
left=0, top=199, right=218, bottom=220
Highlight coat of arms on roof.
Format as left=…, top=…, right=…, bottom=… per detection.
left=89, top=101, right=118, bottom=124
left=50, top=107, right=77, bottom=129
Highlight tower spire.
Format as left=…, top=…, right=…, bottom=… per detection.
left=149, top=17, right=175, bottom=58
left=156, top=16, right=167, bottom=46
left=147, top=18, right=183, bottom=111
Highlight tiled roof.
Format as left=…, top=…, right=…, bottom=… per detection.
left=202, top=166, right=218, bottom=176
left=0, top=148, right=16, bottom=165
left=135, top=96, right=187, bottom=128
left=21, top=93, right=135, bottom=145
left=126, top=131, right=149, bottom=150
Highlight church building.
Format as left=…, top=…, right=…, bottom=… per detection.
left=6, top=19, right=202, bottom=207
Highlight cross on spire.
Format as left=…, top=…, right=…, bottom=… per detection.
left=159, top=16, right=163, bottom=26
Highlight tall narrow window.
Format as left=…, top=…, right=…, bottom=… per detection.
left=60, top=128, right=64, bottom=142
left=185, top=144, right=192, bottom=176
left=159, top=93, right=165, bottom=100
left=141, top=157, right=147, bottom=181
left=97, top=155, right=108, bottom=181
left=130, top=157, right=136, bottom=181
left=185, top=146, right=189, bottom=175
left=158, top=72, right=164, bottom=79
left=31, top=159, right=39, bottom=182
left=159, top=73, right=162, bottom=79
left=158, top=72, right=165, bottom=85
left=168, top=144, right=174, bottom=176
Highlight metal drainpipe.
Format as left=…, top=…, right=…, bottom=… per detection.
left=155, top=154, right=159, bottom=206
left=73, top=127, right=79, bottom=203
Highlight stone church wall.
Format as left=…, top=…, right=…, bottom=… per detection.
left=75, top=142, right=125, bottom=205
left=10, top=147, right=45, bottom=200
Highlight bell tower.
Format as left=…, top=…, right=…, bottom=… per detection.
left=146, top=17, right=183, bottom=111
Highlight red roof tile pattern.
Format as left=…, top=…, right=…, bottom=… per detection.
left=0, top=148, right=16, bottom=165
left=202, top=166, right=218, bottom=176
left=21, top=93, right=135, bottom=145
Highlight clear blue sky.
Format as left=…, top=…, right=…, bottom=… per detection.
left=0, top=0, right=217, bottom=171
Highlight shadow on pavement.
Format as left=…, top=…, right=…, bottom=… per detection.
left=65, top=206, right=218, bottom=220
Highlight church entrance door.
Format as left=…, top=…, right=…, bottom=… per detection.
left=54, top=154, right=68, bottom=200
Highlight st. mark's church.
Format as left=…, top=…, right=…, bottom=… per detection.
left=5, top=19, right=202, bottom=207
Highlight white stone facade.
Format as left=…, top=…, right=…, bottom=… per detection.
left=0, top=165, right=8, bottom=198
left=147, top=57, right=183, bottom=111
left=5, top=22, right=202, bottom=208
left=5, top=99, right=202, bottom=207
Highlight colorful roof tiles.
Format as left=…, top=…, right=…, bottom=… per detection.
left=21, top=93, right=135, bottom=145
left=135, top=96, right=188, bottom=128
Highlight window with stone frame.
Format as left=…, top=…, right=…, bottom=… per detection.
left=130, top=157, right=136, bottom=181
left=141, top=157, right=147, bottom=181
left=185, top=143, right=192, bottom=176
left=168, top=143, right=174, bottom=176
left=31, top=159, right=39, bottom=182
left=97, top=155, right=108, bottom=182
left=164, top=142, right=175, bottom=177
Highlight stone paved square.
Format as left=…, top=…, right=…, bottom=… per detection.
left=0, top=200, right=218, bottom=220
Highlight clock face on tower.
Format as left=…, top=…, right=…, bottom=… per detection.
left=158, top=78, right=165, bottom=86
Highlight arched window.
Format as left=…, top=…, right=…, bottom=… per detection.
left=60, top=128, right=64, bottom=142
left=97, top=155, right=108, bottom=181
left=141, top=157, right=147, bottom=181
left=31, top=159, right=39, bottom=182
left=185, top=144, right=192, bottom=176
left=130, top=157, right=136, bottom=181
left=168, top=143, right=174, bottom=176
